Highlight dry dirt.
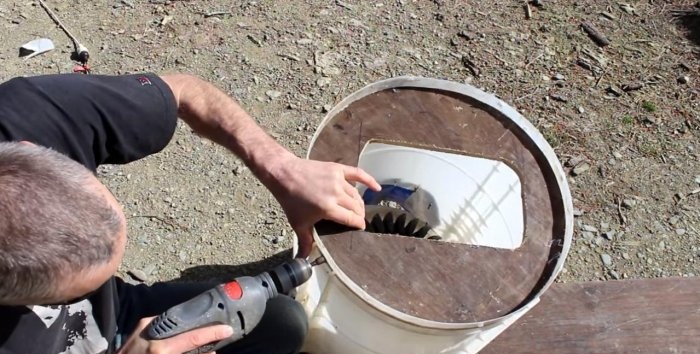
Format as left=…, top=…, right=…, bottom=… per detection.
left=0, top=0, right=698, bottom=287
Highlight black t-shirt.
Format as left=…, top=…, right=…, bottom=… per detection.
left=0, top=73, right=178, bottom=354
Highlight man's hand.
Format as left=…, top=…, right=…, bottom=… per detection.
left=117, top=317, right=233, bottom=354
left=268, top=155, right=381, bottom=257
left=160, top=74, right=381, bottom=257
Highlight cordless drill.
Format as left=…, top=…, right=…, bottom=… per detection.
left=147, top=258, right=316, bottom=354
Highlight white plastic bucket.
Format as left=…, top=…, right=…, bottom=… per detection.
left=296, top=77, right=573, bottom=353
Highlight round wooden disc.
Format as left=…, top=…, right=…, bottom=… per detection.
left=310, top=85, right=568, bottom=323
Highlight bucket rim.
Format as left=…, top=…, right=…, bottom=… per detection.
left=300, top=76, right=574, bottom=329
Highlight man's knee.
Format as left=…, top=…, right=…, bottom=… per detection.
left=265, top=296, right=309, bottom=352
left=219, top=295, right=308, bottom=354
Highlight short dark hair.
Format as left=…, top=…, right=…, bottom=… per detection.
left=0, top=142, right=122, bottom=305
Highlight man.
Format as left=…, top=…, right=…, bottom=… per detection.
left=0, top=73, right=380, bottom=354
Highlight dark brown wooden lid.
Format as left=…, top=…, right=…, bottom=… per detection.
left=310, top=84, right=568, bottom=323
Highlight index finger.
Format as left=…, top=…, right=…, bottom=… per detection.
left=160, top=325, right=234, bottom=353
left=342, top=166, right=381, bottom=192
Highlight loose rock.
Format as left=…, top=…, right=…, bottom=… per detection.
left=127, top=269, right=149, bottom=282
left=549, top=93, right=569, bottom=103
left=622, top=82, right=644, bottom=92
left=602, top=231, right=615, bottom=240
left=581, top=22, right=610, bottom=47
left=622, top=199, right=636, bottom=208
left=607, top=85, right=623, bottom=97
left=600, top=253, right=613, bottom=266
left=619, top=3, right=636, bottom=14
left=265, top=90, right=282, bottom=99
left=572, top=162, right=591, bottom=176
left=582, top=224, right=599, bottom=233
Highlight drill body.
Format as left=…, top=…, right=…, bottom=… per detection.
left=147, top=258, right=312, bottom=354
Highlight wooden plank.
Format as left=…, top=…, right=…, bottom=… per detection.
left=482, top=277, right=700, bottom=354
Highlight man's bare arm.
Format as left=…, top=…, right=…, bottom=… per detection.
left=160, top=74, right=380, bottom=257
left=161, top=74, right=291, bottom=184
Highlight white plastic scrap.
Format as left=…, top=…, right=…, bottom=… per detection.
left=19, top=38, right=55, bottom=60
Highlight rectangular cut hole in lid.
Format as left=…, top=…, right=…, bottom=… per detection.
left=357, top=142, right=524, bottom=250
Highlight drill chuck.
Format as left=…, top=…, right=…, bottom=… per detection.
left=268, top=257, right=313, bottom=294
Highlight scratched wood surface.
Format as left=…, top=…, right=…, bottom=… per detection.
left=482, top=277, right=700, bottom=354
left=311, top=87, right=568, bottom=323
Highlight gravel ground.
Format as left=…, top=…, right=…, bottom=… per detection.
left=0, top=0, right=698, bottom=285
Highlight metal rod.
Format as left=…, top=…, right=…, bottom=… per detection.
left=37, top=0, right=88, bottom=63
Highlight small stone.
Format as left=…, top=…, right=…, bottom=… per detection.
left=609, top=270, right=620, bottom=280
left=622, top=199, right=636, bottom=208
left=600, top=222, right=610, bottom=231
left=619, top=3, right=636, bottom=14
left=572, top=162, right=591, bottom=176
left=642, top=116, right=657, bottom=125
left=582, top=224, right=599, bottom=233
left=566, top=156, right=585, bottom=167
left=265, top=90, right=282, bottom=99
left=322, top=66, right=341, bottom=76
left=600, top=253, right=613, bottom=266
left=676, top=228, right=686, bottom=235
left=322, top=104, right=332, bottom=113
left=659, top=241, right=666, bottom=250
left=582, top=231, right=595, bottom=240
left=233, top=166, right=245, bottom=176
left=602, top=231, right=615, bottom=240
left=669, top=215, right=680, bottom=225
left=348, top=18, right=368, bottom=30
left=549, top=93, right=569, bottom=103
left=694, top=175, right=700, bottom=184
left=457, top=30, right=473, bottom=40
left=613, top=151, right=623, bottom=159
left=607, top=85, right=623, bottom=97
left=573, top=208, right=584, bottom=217
left=127, top=269, right=149, bottom=282
left=678, top=76, right=690, bottom=84
left=178, top=251, right=188, bottom=262
left=160, top=15, right=174, bottom=26
left=622, top=252, right=630, bottom=260
left=577, top=106, right=585, bottom=113
left=316, top=77, right=331, bottom=87
left=552, top=73, right=565, bottom=81
left=296, top=38, right=313, bottom=45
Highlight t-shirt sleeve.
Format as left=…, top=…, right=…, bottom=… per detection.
left=0, top=73, right=178, bottom=170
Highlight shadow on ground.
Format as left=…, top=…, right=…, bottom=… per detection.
left=673, top=6, right=700, bottom=47
left=174, top=249, right=294, bottom=283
